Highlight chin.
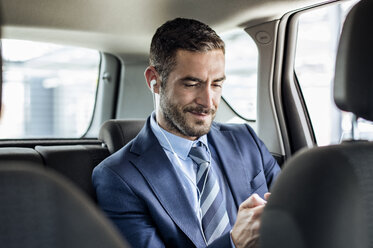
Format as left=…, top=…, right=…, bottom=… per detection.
left=185, top=122, right=212, bottom=137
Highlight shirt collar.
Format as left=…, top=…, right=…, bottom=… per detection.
left=150, top=112, right=209, bottom=160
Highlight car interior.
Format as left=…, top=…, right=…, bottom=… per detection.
left=0, top=0, right=371, bottom=247
left=261, top=1, right=373, bottom=247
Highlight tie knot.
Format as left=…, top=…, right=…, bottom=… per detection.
left=189, top=144, right=209, bottom=165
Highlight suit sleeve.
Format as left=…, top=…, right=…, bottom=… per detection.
left=92, top=165, right=166, bottom=248
left=245, top=124, right=281, bottom=188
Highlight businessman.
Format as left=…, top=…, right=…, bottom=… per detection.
left=93, top=18, right=281, bottom=248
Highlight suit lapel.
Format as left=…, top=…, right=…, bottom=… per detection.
left=208, top=123, right=251, bottom=206
left=129, top=119, right=206, bottom=247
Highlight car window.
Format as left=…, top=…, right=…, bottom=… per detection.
left=220, top=29, right=258, bottom=121
left=294, top=0, right=372, bottom=146
left=0, top=39, right=100, bottom=139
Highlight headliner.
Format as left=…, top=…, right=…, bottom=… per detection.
left=1, top=0, right=334, bottom=59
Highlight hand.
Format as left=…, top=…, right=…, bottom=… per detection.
left=231, top=193, right=270, bottom=248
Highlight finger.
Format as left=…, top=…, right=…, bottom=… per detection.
left=241, top=204, right=265, bottom=221
left=264, top=192, right=271, bottom=201
left=251, top=204, right=265, bottom=218
left=240, top=193, right=266, bottom=209
left=232, top=205, right=265, bottom=246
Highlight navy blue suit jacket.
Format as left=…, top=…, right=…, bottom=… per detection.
left=92, top=118, right=280, bottom=248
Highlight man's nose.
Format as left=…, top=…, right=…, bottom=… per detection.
left=196, top=85, right=213, bottom=109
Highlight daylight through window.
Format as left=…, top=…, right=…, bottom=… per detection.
left=0, top=39, right=100, bottom=139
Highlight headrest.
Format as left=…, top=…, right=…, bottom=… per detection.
left=334, top=0, right=373, bottom=121
left=99, top=119, right=145, bottom=154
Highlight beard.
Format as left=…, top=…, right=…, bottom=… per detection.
left=159, top=90, right=216, bottom=138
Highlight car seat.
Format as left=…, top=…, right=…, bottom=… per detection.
left=260, top=0, right=373, bottom=247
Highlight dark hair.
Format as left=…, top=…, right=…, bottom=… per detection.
left=149, top=18, right=225, bottom=85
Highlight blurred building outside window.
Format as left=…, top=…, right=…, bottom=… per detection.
left=220, top=29, right=258, bottom=122
left=0, top=39, right=100, bottom=139
left=294, top=0, right=371, bottom=146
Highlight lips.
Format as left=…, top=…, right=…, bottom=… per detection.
left=187, top=112, right=209, bottom=124
left=187, top=109, right=214, bottom=123
left=183, top=106, right=215, bottom=115
left=190, top=110, right=208, bottom=116
left=190, top=111, right=209, bottom=118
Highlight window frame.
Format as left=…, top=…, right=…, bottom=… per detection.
left=276, top=1, right=345, bottom=154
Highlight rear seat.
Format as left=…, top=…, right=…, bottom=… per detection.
left=0, top=147, right=43, bottom=167
left=99, top=119, right=145, bottom=154
left=0, top=119, right=146, bottom=202
left=35, top=145, right=109, bottom=200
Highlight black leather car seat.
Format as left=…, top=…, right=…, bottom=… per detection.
left=99, top=119, right=145, bottom=154
left=260, top=0, right=373, bottom=247
left=35, top=144, right=109, bottom=201
left=0, top=162, right=130, bottom=248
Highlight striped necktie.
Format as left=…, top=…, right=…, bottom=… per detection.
left=189, top=143, right=230, bottom=245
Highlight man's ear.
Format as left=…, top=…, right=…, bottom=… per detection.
left=144, top=66, right=160, bottom=94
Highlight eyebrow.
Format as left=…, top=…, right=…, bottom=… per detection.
left=180, top=75, right=226, bottom=83
left=214, top=76, right=226, bottom=82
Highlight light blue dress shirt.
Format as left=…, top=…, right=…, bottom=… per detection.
left=150, top=112, right=236, bottom=247
left=150, top=112, right=209, bottom=219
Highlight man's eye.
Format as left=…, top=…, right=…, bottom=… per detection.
left=212, top=83, right=223, bottom=88
left=185, top=83, right=198, bottom=87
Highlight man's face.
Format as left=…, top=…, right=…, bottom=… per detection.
left=157, top=49, right=225, bottom=140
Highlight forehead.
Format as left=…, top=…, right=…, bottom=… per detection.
left=171, top=49, right=225, bottom=78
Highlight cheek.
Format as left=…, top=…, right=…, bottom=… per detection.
left=212, top=93, right=222, bottom=107
left=168, top=90, right=193, bottom=107
left=176, top=91, right=198, bottom=105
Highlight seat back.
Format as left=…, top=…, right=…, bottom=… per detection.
left=35, top=145, right=109, bottom=200
left=260, top=143, right=371, bottom=247
left=99, top=119, right=145, bottom=153
left=0, top=162, right=129, bottom=248
left=0, top=119, right=145, bottom=203
left=0, top=147, right=43, bottom=167
left=260, top=0, right=373, bottom=247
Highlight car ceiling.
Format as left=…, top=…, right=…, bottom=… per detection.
left=1, top=0, right=331, bottom=60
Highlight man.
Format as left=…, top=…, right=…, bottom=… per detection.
left=93, top=18, right=280, bottom=248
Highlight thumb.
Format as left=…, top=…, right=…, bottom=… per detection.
left=240, top=193, right=267, bottom=209
left=264, top=192, right=271, bottom=201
